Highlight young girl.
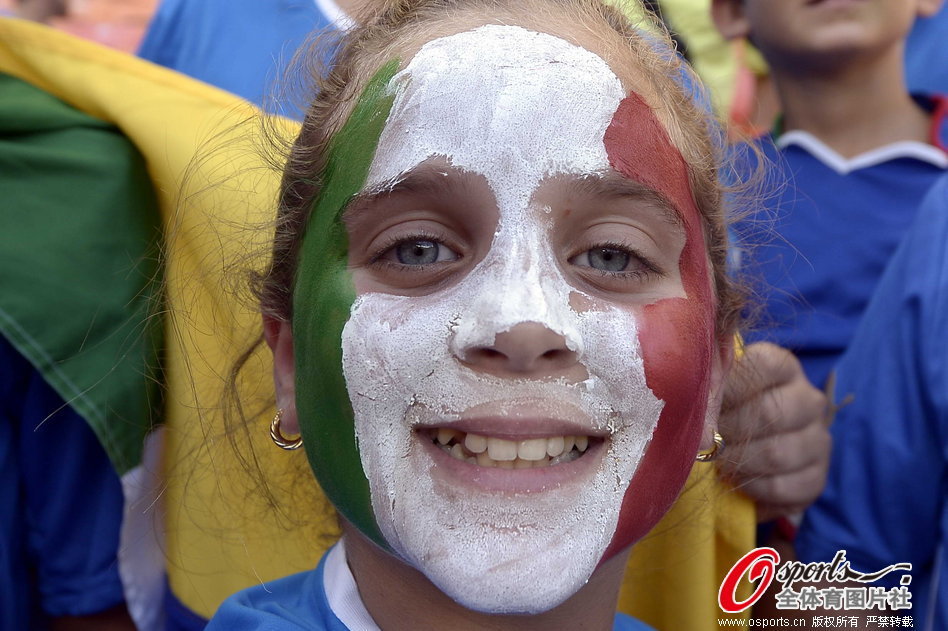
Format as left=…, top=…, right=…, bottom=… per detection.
left=208, top=0, right=741, bottom=628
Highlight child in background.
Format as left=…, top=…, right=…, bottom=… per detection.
left=712, top=0, right=947, bottom=389
left=207, top=0, right=744, bottom=628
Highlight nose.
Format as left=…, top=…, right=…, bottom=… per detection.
left=460, top=322, right=580, bottom=376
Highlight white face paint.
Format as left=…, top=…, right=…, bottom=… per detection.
left=341, top=25, right=665, bottom=613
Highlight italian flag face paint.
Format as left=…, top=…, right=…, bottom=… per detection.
left=292, top=25, right=716, bottom=614
left=600, top=91, right=717, bottom=559
left=292, top=60, right=399, bottom=548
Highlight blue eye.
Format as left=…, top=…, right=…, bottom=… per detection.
left=389, top=239, right=459, bottom=266
left=397, top=240, right=439, bottom=265
left=569, top=243, right=660, bottom=284
left=586, top=247, right=630, bottom=272
left=573, top=247, right=631, bottom=272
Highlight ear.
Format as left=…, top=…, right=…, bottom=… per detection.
left=699, top=335, right=736, bottom=450
left=710, top=0, right=752, bottom=41
left=263, top=315, right=299, bottom=435
left=917, top=0, right=944, bottom=18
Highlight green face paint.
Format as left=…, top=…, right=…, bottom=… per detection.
left=292, top=60, right=398, bottom=547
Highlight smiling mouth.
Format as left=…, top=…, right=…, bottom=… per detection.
left=423, top=428, right=596, bottom=469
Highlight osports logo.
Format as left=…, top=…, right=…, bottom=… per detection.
left=719, top=547, right=780, bottom=613
left=719, top=548, right=913, bottom=614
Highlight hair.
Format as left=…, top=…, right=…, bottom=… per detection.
left=254, top=0, right=745, bottom=345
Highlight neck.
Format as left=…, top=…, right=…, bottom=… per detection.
left=344, top=527, right=630, bottom=631
left=771, top=45, right=931, bottom=158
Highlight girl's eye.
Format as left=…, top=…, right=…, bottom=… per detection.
left=568, top=243, right=662, bottom=287
left=584, top=247, right=630, bottom=272
left=387, top=239, right=459, bottom=266
left=572, top=247, right=632, bottom=272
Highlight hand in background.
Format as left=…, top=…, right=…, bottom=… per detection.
left=718, top=342, right=830, bottom=523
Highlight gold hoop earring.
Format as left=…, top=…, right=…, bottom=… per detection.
left=696, top=431, right=724, bottom=462
left=270, top=408, right=303, bottom=450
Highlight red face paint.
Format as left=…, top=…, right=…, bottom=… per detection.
left=601, top=92, right=717, bottom=559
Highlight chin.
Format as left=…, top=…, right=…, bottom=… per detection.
left=358, top=413, right=659, bottom=614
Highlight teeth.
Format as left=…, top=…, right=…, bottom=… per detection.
left=438, top=428, right=458, bottom=445
left=546, top=435, right=565, bottom=458
left=487, top=437, right=518, bottom=461
left=429, top=429, right=593, bottom=470
left=464, top=433, right=488, bottom=454
left=517, top=438, right=548, bottom=461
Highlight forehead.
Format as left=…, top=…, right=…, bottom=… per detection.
left=364, top=25, right=627, bottom=201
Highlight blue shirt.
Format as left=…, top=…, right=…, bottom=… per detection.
left=739, top=105, right=948, bottom=387
left=796, top=176, right=948, bottom=631
left=138, top=0, right=344, bottom=115
left=208, top=546, right=655, bottom=631
left=0, top=336, right=126, bottom=630
left=908, top=6, right=948, bottom=97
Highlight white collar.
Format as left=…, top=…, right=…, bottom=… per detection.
left=776, top=129, right=948, bottom=175
left=324, top=538, right=382, bottom=630
left=313, top=0, right=355, bottom=30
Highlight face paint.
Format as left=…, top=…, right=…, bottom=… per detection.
left=601, top=92, right=716, bottom=558
left=341, top=25, right=665, bottom=614
left=293, top=60, right=399, bottom=547
left=292, top=22, right=717, bottom=616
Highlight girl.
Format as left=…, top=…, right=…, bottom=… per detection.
left=210, top=0, right=741, bottom=628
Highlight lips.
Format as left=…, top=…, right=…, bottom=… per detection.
left=412, top=409, right=614, bottom=496
left=424, top=426, right=596, bottom=468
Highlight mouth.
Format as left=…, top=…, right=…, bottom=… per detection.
left=422, top=427, right=598, bottom=469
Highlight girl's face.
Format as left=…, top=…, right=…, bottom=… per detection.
left=286, top=24, right=721, bottom=615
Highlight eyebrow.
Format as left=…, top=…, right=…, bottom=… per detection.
left=563, top=173, right=684, bottom=228
left=342, top=167, right=686, bottom=228
left=342, top=165, right=483, bottom=226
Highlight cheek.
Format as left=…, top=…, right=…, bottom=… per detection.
left=612, top=221, right=715, bottom=552
left=602, top=296, right=714, bottom=558
left=600, top=90, right=718, bottom=558
left=603, top=231, right=715, bottom=556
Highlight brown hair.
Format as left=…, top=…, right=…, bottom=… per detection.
left=255, top=0, right=745, bottom=343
